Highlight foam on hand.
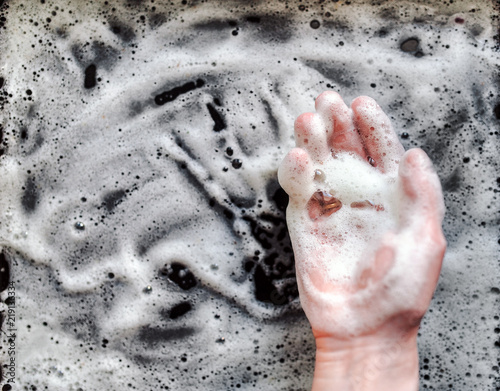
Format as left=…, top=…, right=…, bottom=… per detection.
left=0, top=0, right=498, bottom=390
left=282, top=151, right=397, bottom=277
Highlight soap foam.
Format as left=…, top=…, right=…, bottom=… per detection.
left=0, top=0, right=498, bottom=390
left=282, top=150, right=398, bottom=275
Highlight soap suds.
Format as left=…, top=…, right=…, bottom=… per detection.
left=0, top=1, right=498, bottom=390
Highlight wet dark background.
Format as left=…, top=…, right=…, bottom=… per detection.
left=0, top=0, right=499, bottom=390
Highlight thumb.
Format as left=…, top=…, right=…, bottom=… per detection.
left=397, top=148, right=445, bottom=235
left=397, top=148, right=446, bottom=297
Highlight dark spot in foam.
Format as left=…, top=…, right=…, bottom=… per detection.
left=258, top=15, right=293, bottom=42
left=378, top=6, right=398, bottom=20
left=206, top=103, right=226, bottom=132
left=136, top=224, right=175, bottom=256
left=244, top=259, right=255, bottom=272
left=60, top=310, right=98, bottom=341
left=55, top=27, right=68, bottom=38
left=154, top=79, right=205, bottom=106
left=0, top=11, right=5, bottom=30
left=469, top=24, right=484, bottom=37
left=132, top=354, right=154, bottom=365
left=149, top=13, right=166, bottom=29
left=400, top=37, right=419, bottom=53
left=376, top=27, right=390, bottom=37
left=174, top=135, right=197, bottom=160
left=243, top=179, right=296, bottom=305
left=167, top=301, right=192, bottom=319
left=444, top=107, right=469, bottom=133
left=102, top=189, right=126, bottom=212
left=27, top=103, right=37, bottom=119
left=261, top=99, right=280, bottom=140
left=222, top=208, right=234, bottom=220
left=243, top=216, right=273, bottom=250
left=108, top=19, right=136, bottom=42
left=21, top=176, right=39, bottom=213
left=246, top=16, right=261, bottom=23
left=310, top=20, right=320, bottom=29
left=494, top=103, right=500, bottom=120
left=20, top=126, right=28, bottom=141
left=231, top=159, right=242, bottom=169
left=0, top=251, right=10, bottom=292
left=72, top=42, right=119, bottom=71
left=193, top=19, right=232, bottom=31
left=303, top=60, right=353, bottom=88
left=443, top=168, right=461, bottom=192
left=470, top=85, right=487, bottom=117
left=161, top=262, right=197, bottom=290
left=137, top=326, right=195, bottom=346
left=91, top=42, right=120, bottom=70
left=268, top=181, right=289, bottom=212
left=236, top=15, right=293, bottom=42
left=84, top=64, right=97, bottom=89
left=229, top=194, right=255, bottom=209
left=322, top=18, right=350, bottom=32
left=0, top=77, right=4, bottom=89
left=129, top=100, right=145, bottom=116
left=253, top=264, right=276, bottom=302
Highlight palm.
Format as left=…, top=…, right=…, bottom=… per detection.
left=278, top=92, right=446, bottom=340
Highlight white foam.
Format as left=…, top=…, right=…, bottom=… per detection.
left=0, top=0, right=498, bottom=389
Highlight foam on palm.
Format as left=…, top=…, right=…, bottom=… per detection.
left=282, top=150, right=397, bottom=283
left=279, top=92, right=446, bottom=337
left=0, top=0, right=498, bottom=389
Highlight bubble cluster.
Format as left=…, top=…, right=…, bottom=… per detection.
left=0, top=0, right=498, bottom=390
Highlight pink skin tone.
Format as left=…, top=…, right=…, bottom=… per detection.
left=278, top=92, right=446, bottom=391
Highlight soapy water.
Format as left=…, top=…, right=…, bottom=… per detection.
left=0, top=0, right=498, bottom=390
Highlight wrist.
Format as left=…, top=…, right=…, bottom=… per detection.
left=312, top=332, right=419, bottom=391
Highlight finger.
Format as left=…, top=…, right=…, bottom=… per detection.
left=278, top=147, right=313, bottom=199
left=393, top=150, right=446, bottom=314
left=315, top=91, right=366, bottom=159
left=397, top=148, right=447, bottom=263
left=351, top=96, right=405, bottom=173
left=294, top=112, right=329, bottom=161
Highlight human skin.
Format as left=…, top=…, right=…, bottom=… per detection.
left=278, top=92, right=446, bottom=391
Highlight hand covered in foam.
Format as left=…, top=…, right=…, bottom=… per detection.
left=279, top=92, right=446, bottom=363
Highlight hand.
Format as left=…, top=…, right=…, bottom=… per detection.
left=278, top=91, right=446, bottom=390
